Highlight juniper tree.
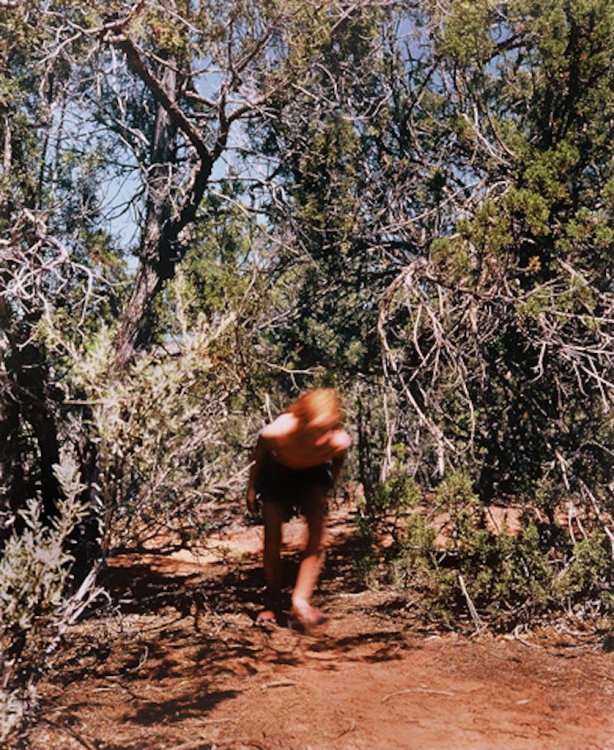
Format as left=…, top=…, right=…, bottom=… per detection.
left=252, top=1, right=613, bottom=534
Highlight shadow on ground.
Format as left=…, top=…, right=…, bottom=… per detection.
left=100, top=525, right=366, bottom=622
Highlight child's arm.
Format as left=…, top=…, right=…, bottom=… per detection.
left=246, top=434, right=267, bottom=514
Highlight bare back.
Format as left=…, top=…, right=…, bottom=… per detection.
left=261, top=413, right=351, bottom=470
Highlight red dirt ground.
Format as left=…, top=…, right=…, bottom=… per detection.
left=32, top=503, right=614, bottom=750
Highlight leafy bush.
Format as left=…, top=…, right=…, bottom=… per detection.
left=358, top=469, right=612, bottom=631
left=63, top=308, right=262, bottom=552
left=0, top=454, right=97, bottom=746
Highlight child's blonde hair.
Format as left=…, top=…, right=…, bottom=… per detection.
left=289, top=388, right=343, bottom=427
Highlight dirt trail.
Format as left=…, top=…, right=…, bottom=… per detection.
left=34, top=503, right=613, bottom=750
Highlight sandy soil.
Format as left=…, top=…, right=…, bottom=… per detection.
left=32, top=503, right=614, bottom=750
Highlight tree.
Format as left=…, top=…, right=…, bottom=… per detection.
left=47, top=0, right=382, bottom=372
left=376, top=0, right=613, bottom=517
left=245, top=0, right=613, bottom=556
left=0, top=4, right=81, bottom=528
left=1, top=0, right=388, bottom=519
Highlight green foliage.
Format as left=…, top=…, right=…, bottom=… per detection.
left=295, top=115, right=361, bottom=245
left=429, top=237, right=474, bottom=283
left=431, top=0, right=497, bottom=65
left=0, top=455, right=90, bottom=746
left=554, top=532, right=610, bottom=601
left=66, top=315, right=256, bottom=549
left=357, top=469, right=612, bottom=630
left=374, top=470, right=424, bottom=515
left=355, top=465, right=431, bottom=588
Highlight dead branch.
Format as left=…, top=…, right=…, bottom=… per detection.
left=458, top=574, right=487, bottom=634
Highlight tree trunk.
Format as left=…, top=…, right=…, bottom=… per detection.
left=15, top=340, right=62, bottom=521
left=69, top=436, right=101, bottom=589
left=112, top=261, right=165, bottom=372
left=0, top=383, right=24, bottom=537
left=112, top=59, right=177, bottom=372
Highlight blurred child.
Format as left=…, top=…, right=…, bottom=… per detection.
left=247, top=388, right=351, bottom=629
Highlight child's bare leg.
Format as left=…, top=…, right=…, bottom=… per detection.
left=291, top=488, right=328, bottom=627
left=259, top=499, right=284, bottom=622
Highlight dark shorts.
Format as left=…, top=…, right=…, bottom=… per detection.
left=255, top=453, right=333, bottom=520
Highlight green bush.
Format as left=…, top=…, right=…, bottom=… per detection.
left=0, top=454, right=94, bottom=746
left=357, top=469, right=612, bottom=631
left=66, top=315, right=256, bottom=552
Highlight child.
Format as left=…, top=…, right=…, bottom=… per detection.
left=246, top=388, right=351, bottom=629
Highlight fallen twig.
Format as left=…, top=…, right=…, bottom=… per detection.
left=261, top=679, right=297, bottom=689
left=303, top=650, right=337, bottom=661
left=332, top=719, right=357, bottom=739
left=163, top=739, right=212, bottom=750
left=382, top=687, right=455, bottom=703
left=513, top=625, right=540, bottom=649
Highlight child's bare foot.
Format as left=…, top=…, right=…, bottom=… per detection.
left=290, top=599, right=327, bottom=631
